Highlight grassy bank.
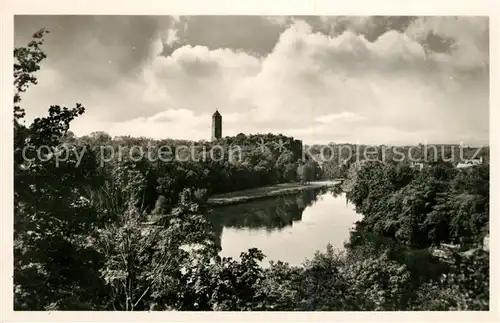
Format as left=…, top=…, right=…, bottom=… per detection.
left=207, top=180, right=341, bottom=206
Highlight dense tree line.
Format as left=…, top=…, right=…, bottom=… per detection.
left=13, top=29, right=489, bottom=311
left=346, top=160, right=488, bottom=248
left=344, top=159, right=489, bottom=309
left=306, top=143, right=489, bottom=180
left=71, top=130, right=319, bottom=215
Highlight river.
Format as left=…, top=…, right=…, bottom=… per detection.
left=209, top=187, right=362, bottom=267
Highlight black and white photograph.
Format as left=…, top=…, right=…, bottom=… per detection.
left=2, top=1, right=497, bottom=320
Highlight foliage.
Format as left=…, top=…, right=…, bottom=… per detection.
left=14, top=28, right=49, bottom=121
left=95, top=191, right=217, bottom=310
left=13, top=28, right=489, bottom=312
left=347, top=160, right=488, bottom=248
left=177, top=248, right=268, bottom=310
left=343, top=160, right=489, bottom=310
left=297, top=159, right=321, bottom=184
left=308, top=143, right=489, bottom=178
left=412, top=247, right=489, bottom=310
left=75, top=131, right=305, bottom=215
left=14, top=29, right=107, bottom=310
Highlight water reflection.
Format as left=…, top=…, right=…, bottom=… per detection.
left=208, top=185, right=354, bottom=264
left=210, top=187, right=329, bottom=232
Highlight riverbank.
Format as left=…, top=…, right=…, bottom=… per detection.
left=207, top=180, right=341, bottom=206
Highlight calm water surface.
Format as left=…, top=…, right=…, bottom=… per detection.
left=209, top=187, right=361, bottom=266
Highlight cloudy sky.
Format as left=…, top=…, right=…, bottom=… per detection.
left=14, top=15, right=489, bottom=145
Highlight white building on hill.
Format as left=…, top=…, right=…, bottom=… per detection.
left=456, top=157, right=483, bottom=169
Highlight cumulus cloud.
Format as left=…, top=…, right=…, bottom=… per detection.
left=16, top=16, right=489, bottom=145
left=405, top=16, right=489, bottom=71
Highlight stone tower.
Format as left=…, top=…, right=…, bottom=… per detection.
left=211, top=109, right=222, bottom=141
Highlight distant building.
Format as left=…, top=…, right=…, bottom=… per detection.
left=212, top=110, right=222, bottom=141
left=456, top=157, right=483, bottom=169
left=410, top=161, right=426, bottom=171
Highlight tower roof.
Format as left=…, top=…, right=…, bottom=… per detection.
left=212, top=110, right=221, bottom=117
